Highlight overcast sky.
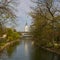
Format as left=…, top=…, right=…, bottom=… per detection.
left=15, top=0, right=33, bottom=32
left=14, top=0, right=60, bottom=32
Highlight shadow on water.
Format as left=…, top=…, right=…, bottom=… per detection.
left=0, top=41, right=20, bottom=60
left=6, top=41, right=20, bottom=57
left=31, top=46, right=60, bottom=60
left=0, top=37, right=60, bottom=60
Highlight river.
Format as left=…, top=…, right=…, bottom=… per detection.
left=0, top=38, right=60, bottom=60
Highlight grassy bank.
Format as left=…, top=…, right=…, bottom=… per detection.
left=0, top=28, right=21, bottom=52
left=0, top=40, right=20, bottom=52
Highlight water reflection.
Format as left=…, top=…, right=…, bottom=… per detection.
left=24, top=43, right=28, bottom=55
left=31, top=46, right=60, bottom=60
left=6, top=42, right=20, bottom=57
left=31, top=41, right=34, bottom=46
left=0, top=38, right=60, bottom=60
left=0, top=41, right=20, bottom=60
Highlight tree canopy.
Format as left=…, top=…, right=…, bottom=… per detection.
left=30, top=0, right=60, bottom=47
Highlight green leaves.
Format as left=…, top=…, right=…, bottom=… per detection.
left=30, top=0, right=60, bottom=47
left=6, top=28, right=20, bottom=41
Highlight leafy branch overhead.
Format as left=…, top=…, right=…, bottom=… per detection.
left=0, top=0, right=17, bottom=26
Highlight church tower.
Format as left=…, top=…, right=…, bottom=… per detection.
left=24, top=20, right=29, bottom=32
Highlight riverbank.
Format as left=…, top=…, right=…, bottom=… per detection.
left=40, top=46, right=60, bottom=55
left=34, top=43, right=60, bottom=55
left=0, top=40, right=20, bottom=52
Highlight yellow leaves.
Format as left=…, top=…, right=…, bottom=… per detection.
left=54, top=16, right=60, bottom=20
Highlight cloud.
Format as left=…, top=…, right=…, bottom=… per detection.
left=15, top=0, right=32, bottom=31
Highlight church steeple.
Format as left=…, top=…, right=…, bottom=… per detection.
left=25, top=20, right=27, bottom=26
left=25, top=20, right=29, bottom=32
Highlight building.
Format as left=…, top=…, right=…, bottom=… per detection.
left=24, top=21, right=29, bottom=32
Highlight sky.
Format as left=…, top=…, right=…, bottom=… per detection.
left=6, top=0, right=60, bottom=32
left=15, top=0, right=33, bottom=32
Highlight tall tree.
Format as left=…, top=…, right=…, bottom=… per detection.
left=30, top=0, right=60, bottom=46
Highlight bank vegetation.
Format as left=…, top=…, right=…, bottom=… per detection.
left=30, top=0, right=60, bottom=50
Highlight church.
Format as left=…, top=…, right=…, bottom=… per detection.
left=24, top=21, right=29, bottom=32
left=21, top=20, right=32, bottom=37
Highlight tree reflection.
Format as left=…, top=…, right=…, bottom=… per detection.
left=6, top=41, right=20, bottom=57
left=31, top=46, right=60, bottom=60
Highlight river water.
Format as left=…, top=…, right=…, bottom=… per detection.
left=0, top=38, right=60, bottom=60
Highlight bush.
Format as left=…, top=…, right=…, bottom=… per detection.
left=6, top=28, right=20, bottom=41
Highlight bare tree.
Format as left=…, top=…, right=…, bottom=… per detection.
left=0, top=0, right=17, bottom=28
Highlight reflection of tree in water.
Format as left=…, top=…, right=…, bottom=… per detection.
left=6, top=41, right=20, bottom=57
left=31, top=47, right=60, bottom=60
left=57, top=55, right=60, bottom=60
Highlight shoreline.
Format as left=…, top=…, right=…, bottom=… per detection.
left=40, top=46, right=60, bottom=55
left=0, top=39, right=20, bottom=52
left=35, top=43, right=60, bottom=55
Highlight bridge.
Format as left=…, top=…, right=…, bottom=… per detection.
left=20, top=32, right=30, bottom=33
left=20, top=32, right=32, bottom=37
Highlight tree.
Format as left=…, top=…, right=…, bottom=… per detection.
left=30, top=0, right=60, bottom=46
left=6, top=28, right=20, bottom=41
left=0, top=0, right=18, bottom=35
left=0, top=0, right=17, bottom=28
